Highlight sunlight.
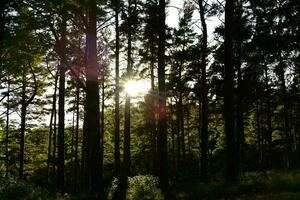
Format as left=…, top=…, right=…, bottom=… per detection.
left=124, top=79, right=151, bottom=97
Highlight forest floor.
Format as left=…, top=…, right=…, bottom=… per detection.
left=1, top=170, right=300, bottom=199
left=173, top=170, right=300, bottom=199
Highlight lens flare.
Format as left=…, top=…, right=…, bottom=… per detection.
left=124, top=79, right=151, bottom=97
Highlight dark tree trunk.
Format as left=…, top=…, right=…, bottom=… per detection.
left=122, top=0, right=133, bottom=190
left=170, top=99, right=176, bottom=176
left=279, top=58, right=291, bottom=169
left=224, top=0, right=238, bottom=182
left=198, top=0, right=209, bottom=181
left=178, top=63, right=185, bottom=171
left=71, top=103, right=75, bottom=165
left=52, top=92, right=57, bottom=176
left=81, top=105, right=88, bottom=192
left=85, top=0, right=102, bottom=192
left=47, top=72, right=58, bottom=178
left=150, top=36, right=157, bottom=175
left=114, top=0, right=120, bottom=176
left=19, top=77, right=26, bottom=179
left=100, top=78, right=105, bottom=177
left=236, top=47, right=245, bottom=173
left=81, top=30, right=89, bottom=193
left=296, top=99, right=300, bottom=165
left=264, top=67, right=272, bottom=169
left=57, top=15, right=67, bottom=192
left=256, top=97, right=262, bottom=167
left=74, top=83, right=80, bottom=192
left=5, top=79, right=10, bottom=178
left=157, top=0, right=168, bottom=191
left=235, top=0, right=245, bottom=175
left=186, top=109, right=191, bottom=155
left=19, top=66, right=37, bottom=179
left=176, top=99, right=181, bottom=173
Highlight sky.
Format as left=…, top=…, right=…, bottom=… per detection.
left=167, top=0, right=221, bottom=41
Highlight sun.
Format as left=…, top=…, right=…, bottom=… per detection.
left=124, top=79, right=151, bottom=97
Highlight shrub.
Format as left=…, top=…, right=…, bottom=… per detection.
left=108, top=175, right=164, bottom=200
left=127, top=175, right=164, bottom=200
left=0, top=178, right=51, bottom=200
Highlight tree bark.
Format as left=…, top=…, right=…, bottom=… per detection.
left=57, top=14, right=67, bottom=192
left=224, top=0, right=238, bottom=182
left=52, top=90, right=57, bottom=176
left=150, top=33, right=157, bottom=175
left=100, top=77, right=105, bottom=178
left=122, top=0, right=133, bottom=189
left=85, top=0, right=102, bottom=192
left=157, top=0, right=168, bottom=191
left=47, top=72, right=58, bottom=178
left=19, top=75, right=26, bottom=179
left=5, top=78, right=10, bottom=178
left=279, top=56, right=291, bottom=169
left=114, top=0, right=120, bottom=176
left=178, top=63, right=185, bottom=171
left=74, top=82, right=80, bottom=192
left=236, top=46, right=245, bottom=173
left=264, top=67, right=272, bottom=169
left=198, top=0, right=209, bottom=181
left=19, top=65, right=37, bottom=179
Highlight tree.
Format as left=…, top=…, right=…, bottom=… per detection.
left=198, top=0, right=209, bottom=180
left=224, top=0, right=238, bottom=181
left=84, top=0, right=102, bottom=193
left=46, top=70, right=58, bottom=178
left=157, top=0, right=168, bottom=191
left=113, top=0, right=121, bottom=176
left=57, top=11, right=67, bottom=192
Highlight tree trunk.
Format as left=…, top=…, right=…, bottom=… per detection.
left=19, top=66, right=37, bottom=178
left=198, top=0, right=209, bottom=181
left=264, top=67, right=272, bottom=169
left=256, top=97, right=263, bottom=167
left=100, top=78, right=105, bottom=177
left=47, top=72, right=58, bottom=178
left=74, top=83, right=80, bottom=192
left=224, top=0, right=238, bottom=182
left=176, top=100, right=181, bottom=172
left=236, top=48, right=245, bottom=173
left=279, top=57, right=291, bottom=169
left=52, top=91, right=57, bottom=176
left=178, top=63, right=185, bottom=171
left=19, top=73, right=26, bottom=179
left=170, top=99, right=176, bottom=176
left=114, top=0, right=120, bottom=176
left=81, top=105, right=88, bottom=192
left=186, top=109, right=191, bottom=155
left=157, top=0, right=168, bottom=191
left=5, top=78, right=10, bottom=178
left=57, top=15, right=67, bottom=192
left=150, top=35, right=157, bottom=175
left=122, top=0, right=133, bottom=190
left=85, top=0, right=102, bottom=192
left=235, top=0, right=245, bottom=175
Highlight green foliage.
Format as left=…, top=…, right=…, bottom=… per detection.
left=0, top=178, right=50, bottom=200
left=108, top=175, right=164, bottom=200
left=126, top=175, right=164, bottom=200
left=268, top=171, right=300, bottom=192
left=173, top=171, right=300, bottom=199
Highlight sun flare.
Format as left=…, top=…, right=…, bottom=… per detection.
left=124, top=79, right=151, bottom=97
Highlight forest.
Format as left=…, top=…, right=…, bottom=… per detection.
left=0, top=0, right=299, bottom=199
